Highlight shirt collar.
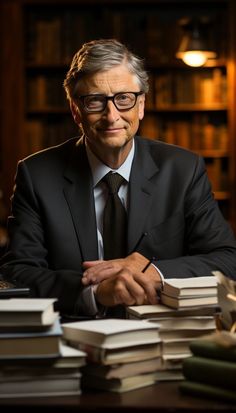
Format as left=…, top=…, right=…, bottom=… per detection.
left=86, top=139, right=135, bottom=187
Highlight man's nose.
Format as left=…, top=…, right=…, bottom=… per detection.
left=103, top=100, right=120, bottom=121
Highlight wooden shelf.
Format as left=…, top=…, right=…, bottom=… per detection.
left=27, top=108, right=70, bottom=115
left=147, top=104, right=228, bottom=112
left=214, top=191, right=231, bottom=201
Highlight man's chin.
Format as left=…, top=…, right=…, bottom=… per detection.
left=101, top=135, right=127, bottom=147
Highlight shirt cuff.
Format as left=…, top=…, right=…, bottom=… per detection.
left=151, top=263, right=164, bottom=290
left=74, top=285, right=99, bottom=316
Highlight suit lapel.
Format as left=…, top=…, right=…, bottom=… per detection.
left=63, top=138, right=98, bottom=261
left=127, top=138, right=159, bottom=254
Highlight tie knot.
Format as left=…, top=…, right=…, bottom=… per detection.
left=103, top=172, right=125, bottom=194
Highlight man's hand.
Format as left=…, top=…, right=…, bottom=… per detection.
left=82, top=252, right=162, bottom=306
left=82, top=252, right=151, bottom=284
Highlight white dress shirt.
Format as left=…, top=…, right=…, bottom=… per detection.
left=86, top=140, right=134, bottom=259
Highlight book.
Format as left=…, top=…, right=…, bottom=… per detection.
left=82, top=356, right=162, bottom=379
left=0, top=371, right=82, bottom=398
left=155, top=370, right=184, bottom=381
left=189, top=337, right=236, bottom=362
left=0, top=298, right=58, bottom=327
left=162, top=337, right=195, bottom=356
left=0, top=341, right=86, bottom=398
left=0, top=341, right=87, bottom=369
left=182, top=355, right=236, bottom=390
left=55, top=341, right=87, bottom=368
left=127, top=304, right=220, bottom=319
left=162, top=353, right=190, bottom=370
left=160, top=294, right=218, bottom=309
left=81, top=371, right=157, bottom=393
left=162, top=277, right=217, bottom=297
left=62, top=318, right=161, bottom=349
left=159, top=328, right=216, bottom=341
left=179, top=380, right=236, bottom=403
left=159, top=277, right=218, bottom=309
left=148, top=316, right=216, bottom=331
left=0, top=318, right=62, bottom=359
left=77, top=342, right=162, bottom=365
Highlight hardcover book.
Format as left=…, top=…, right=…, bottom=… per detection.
left=162, top=277, right=217, bottom=297
left=147, top=316, right=216, bottom=331
left=0, top=371, right=82, bottom=398
left=81, top=371, right=157, bottom=393
left=159, top=277, right=218, bottom=309
left=0, top=318, right=62, bottom=359
left=182, top=355, right=236, bottom=390
left=179, top=380, right=236, bottom=403
left=0, top=298, right=58, bottom=327
left=189, top=337, right=236, bottom=362
left=81, top=356, right=162, bottom=379
left=160, top=294, right=218, bottom=309
left=62, top=318, right=161, bottom=349
left=77, top=342, right=162, bottom=365
left=127, top=303, right=220, bottom=319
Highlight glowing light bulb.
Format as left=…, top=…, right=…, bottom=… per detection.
left=182, top=51, right=207, bottom=67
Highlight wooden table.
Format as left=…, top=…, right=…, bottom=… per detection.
left=0, top=381, right=235, bottom=412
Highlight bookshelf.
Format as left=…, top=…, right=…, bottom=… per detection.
left=0, top=0, right=236, bottom=233
left=139, top=66, right=229, bottom=199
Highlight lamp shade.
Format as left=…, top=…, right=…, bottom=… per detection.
left=176, top=18, right=216, bottom=67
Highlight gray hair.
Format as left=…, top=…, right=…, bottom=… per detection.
left=63, top=39, right=149, bottom=102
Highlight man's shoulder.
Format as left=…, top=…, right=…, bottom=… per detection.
left=135, top=136, right=199, bottom=160
left=20, top=137, right=80, bottom=166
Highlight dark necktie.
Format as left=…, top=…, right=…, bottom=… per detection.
left=102, top=172, right=127, bottom=260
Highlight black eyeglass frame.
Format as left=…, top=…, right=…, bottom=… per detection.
left=77, top=91, right=144, bottom=113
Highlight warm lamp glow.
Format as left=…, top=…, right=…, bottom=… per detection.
left=181, top=51, right=207, bottom=67
left=176, top=17, right=217, bottom=67
left=177, top=50, right=217, bottom=67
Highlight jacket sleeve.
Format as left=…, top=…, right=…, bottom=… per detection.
left=155, top=155, right=236, bottom=279
left=0, top=160, right=84, bottom=315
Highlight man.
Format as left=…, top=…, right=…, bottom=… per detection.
left=0, top=39, right=236, bottom=317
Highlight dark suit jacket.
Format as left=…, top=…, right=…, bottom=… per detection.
left=1, top=136, right=236, bottom=314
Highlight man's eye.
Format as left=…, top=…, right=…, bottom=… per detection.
left=116, top=94, right=132, bottom=104
left=118, top=94, right=129, bottom=100
left=87, top=96, right=103, bottom=105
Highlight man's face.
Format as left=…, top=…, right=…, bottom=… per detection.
left=71, top=64, right=145, bottom=160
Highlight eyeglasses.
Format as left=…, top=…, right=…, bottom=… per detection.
left=77, top=91, right=143, bottom=113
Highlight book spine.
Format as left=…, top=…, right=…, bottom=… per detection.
left=182, top=356, right=236, bottom=390
left=189, top=340, right=236, bottom=362
left=179, top=380, right=236, bottom=403
left=78, top=343, right=104, bottom=364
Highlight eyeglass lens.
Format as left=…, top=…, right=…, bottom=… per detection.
left=82, top=92, right=139, bottom=112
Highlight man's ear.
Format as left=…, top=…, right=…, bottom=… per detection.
left=138, top=94, right=145, bottom=120
left=70, top=101, right=81, bottom=124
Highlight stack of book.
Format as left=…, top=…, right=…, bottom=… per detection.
left=0, top=298, right=86, bottom=397
left=180, top=331, right=236, bottom=403
left=127, top=276, right=220, bottom=381
left=62, top=318, right=162, bottom=393
left=159, top=276, right=218, bottom=309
